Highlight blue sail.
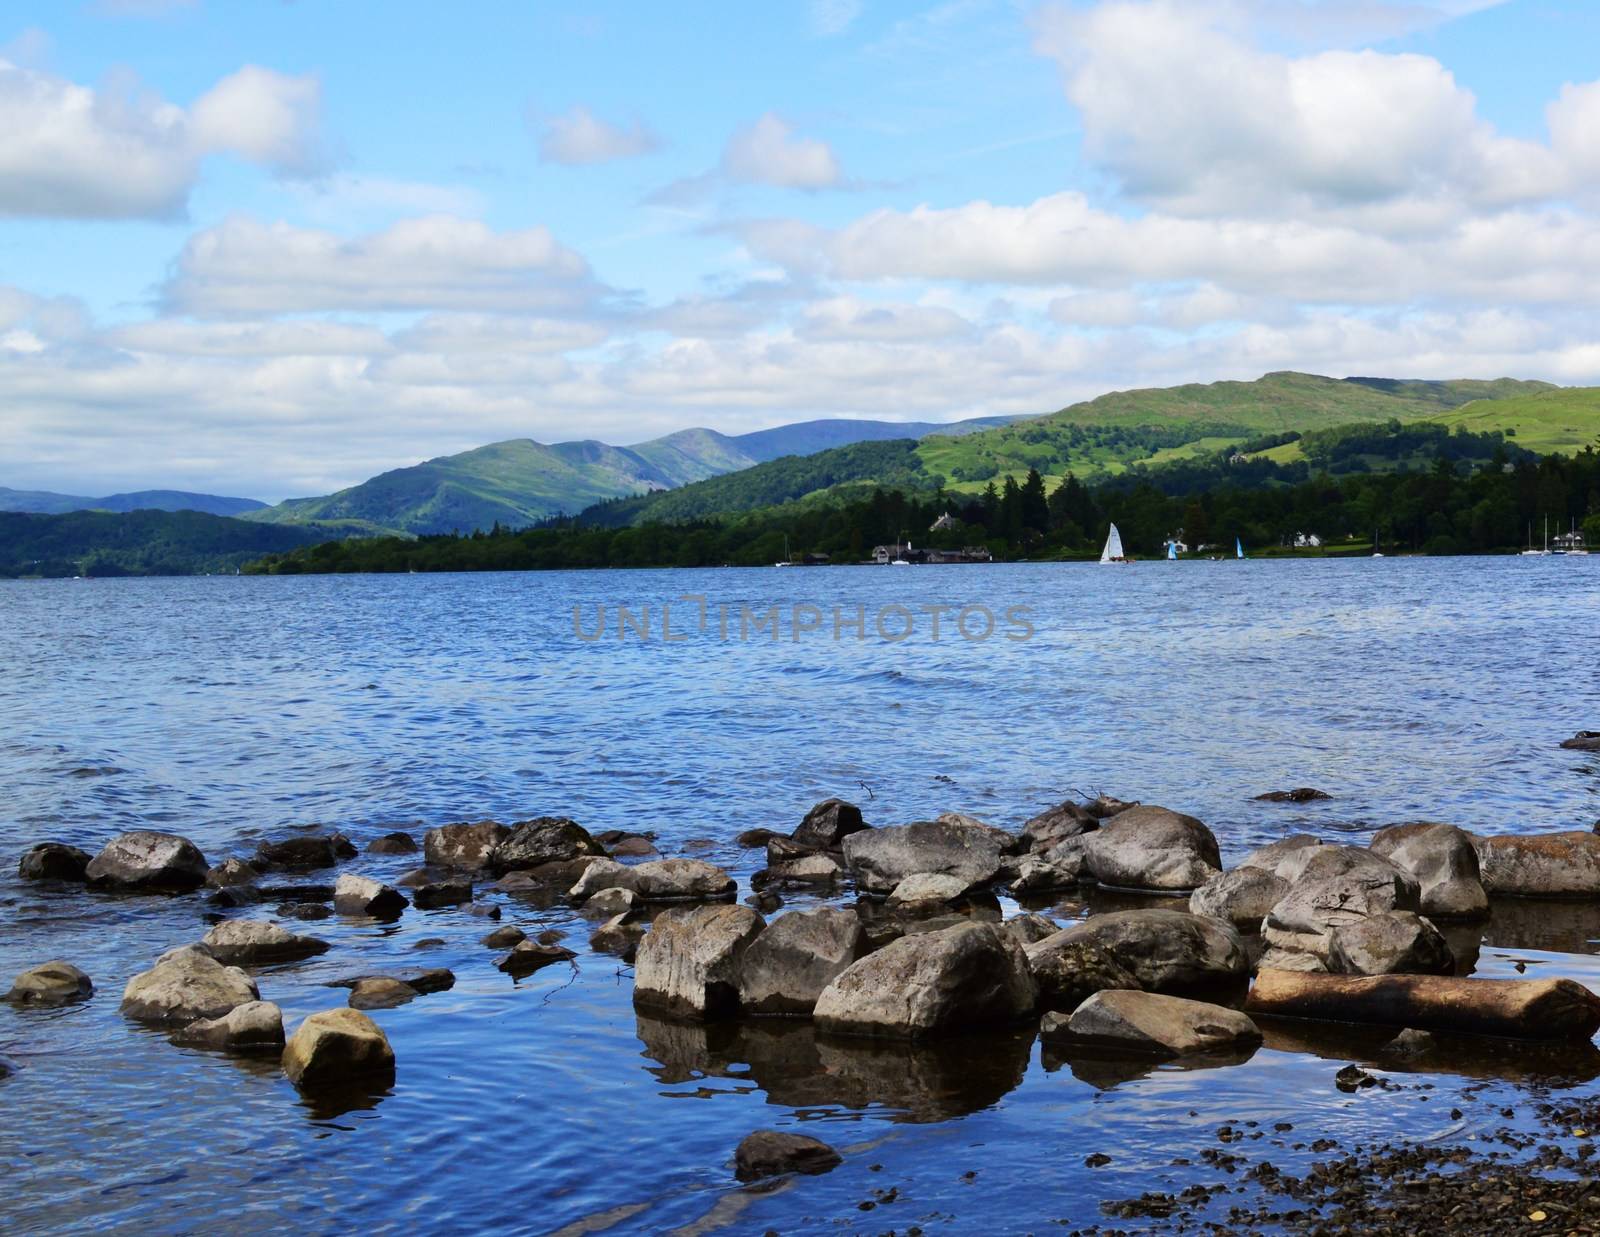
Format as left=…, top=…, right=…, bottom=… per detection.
left=1235, top=537, right=1243, bottom=559
left=1167, top=541, right=1177, bottom=560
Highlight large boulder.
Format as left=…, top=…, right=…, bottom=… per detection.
left=1028, top=910, right=1249, bottom=997
left=282, top=1009, right=395, bottom=1088
left=1021, top=800, right=1098, bottom=852
left=1000, top=913, right=1061, bottom=947
left=85, top=831, right=207, bottom=892
left=569, top=857, right=735, bottom=903
left=491, top=817, right=605, bottom=873
left=201, top=919, right=330, bottom=965
left=1327, top=911, right=1454, bottom=976
left=792, top=799, right=869, bottom=851
left=738, top=908, right=868, bottom=1016
left=1238, top=835, right=1327, bottom=880
left=1474, top=831, right=1600, bottom=898
left=1189, top=867, right=1288, bottom=931
left=171, top=1000, right=285, bottom=1052
left=1081, top=806, right=1221, bottom=892
left=813, top=922, right=1037, bottom=1039
left=423, top=821, right=510, bottom=871
left=733, top=1130, right=842, bottom=1182
left=6, top=960, right=93, bottom=1006
left=1041, top=990, right=1262, bottom=1059
left=1262, top=846, right=1420, bottom=965
left=1370, top=823, right=1488, bottom=919
left=121, top=945, right=260, bottom=1025
left=1024, top=933, right=1142, bottom=1012
left=841, top=821, right=1005, bottom=896
left=253, top=834, right=347, bottom=871
left=333, top=873, right=408, bottom=918
left=18, top=843, right=90, bottom=882
left=634, top=904, right=765, bottom=1020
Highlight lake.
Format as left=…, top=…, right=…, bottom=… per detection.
left=1, top=558, right=1598, bottom=1233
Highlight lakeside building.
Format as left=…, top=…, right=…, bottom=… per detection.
left=870, top=542, right=992, bottom=564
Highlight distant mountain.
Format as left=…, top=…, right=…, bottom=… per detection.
left=0, top=509, right=327, bottom=577
left=247, top=413, right=1031, bottom=537
left=0, top=487, right=268, bottom=517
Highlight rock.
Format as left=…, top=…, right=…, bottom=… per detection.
left=735, top=828, right=782, bottom=849
left=634, top=904, right=765, bottom=1019
left=18, top=842, right=90, bottom=882
left=590, top=914, right=645, bottom=961
left=1189, top=867, right=1288, bottom=931
left=282, top=1009, right=395, bottom=1088
left=171, top=1000, right=284, bottom=1052
left=333, top=873, right=408, bottom=918
left=1254, top=788, right=1332, bottom=802
left=464, top=901, right=500, bottom=919
left=277, top=901, right=332, bottom=921
left=1009, top=853, right=1086, bottom=895
left=757, top=854, right=842, bottom=888
left=1238, top=834, right=1327, bottom=879
left=482, top=925, right=527, bottom=948
left=1021, top=800, right=1099, bottom=852
left=1382, top=1027, right=1439, bottom=1059
left=1369, top=823, right=1488, bottom=919
left=121, top=945, right=260, bottom=1025
left=206, top=858, right=260, bottom=888
left=423, top=821, right=510, bottom=871
left=536, top=929, right=565, bottom=947
left=841, top=820, right=1005, bottom=896
left=496, top=940, right=578, bottom=975
left=201, top=919, right=330, bottom=965
left=253, top=834, right=342, bottom=871
left=733, top=1130, right=842, bottom=1182
left=7, top=960, right=93, bottom=1005
left=327, top=967, right=455, bottom=994
left=1560, top=730, right=1600, bottom=752
left=1474, top=831, right=1600, bottom=898
left=814, top=922, right=1037, bottom=1039
left=611, top=836, right=657, bottom=857
left=569, top=857, right=736, bottom=903
left=1000, top=913, right=1060, bottom=947
left=1028, top=910, right=1249, bottom=999
left=584, top=887, right=640, bottom=918
left=792, top=798, right=869, bottom=851
left=766, top=835, right=816, bottom=865
left=411, top=879, right=473, bottom=909
left=1025, top=933, right=1142, bottom=1012
left=1084, top=794, right=1139, bottom=818
left=491, top=817, right=606, bottom=873
left=1262, top=845, right=1419, bottom=965
left=1082, top=806, right=1221, bottom=892
left=348, top=978, right=419, bottom=1010
left=85, top=831, right=208, bottom=892
left=886, top=872, right=971, bottom=911
left=1256, top=946, right=1328, bottom=972
left=738, top=908, right=868, bottom=1016
left=366, top=831, right=418, bottom=855
left=1327, top=911, right=1454, bottom=976
left=1042, top=990, right=1263, bottom=1058
left=1245, top=970, right=1600, bottom=1041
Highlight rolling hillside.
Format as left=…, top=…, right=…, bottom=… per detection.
left=1426, top=387, right=1600, bottom=455
left=0, top=509, right=328, bottom=577
left=0, top=487, right=268, bottom=517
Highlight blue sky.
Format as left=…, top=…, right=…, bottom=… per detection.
left=2, top=0, right=1598, bottom=500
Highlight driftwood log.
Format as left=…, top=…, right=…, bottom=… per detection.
left=1246, top=969, right=1600, bottom=1042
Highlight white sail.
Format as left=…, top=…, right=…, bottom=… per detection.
left=1101, top=523, right=1125, bottom=563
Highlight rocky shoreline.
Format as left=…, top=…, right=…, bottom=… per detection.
left=9, top=775, right=1600, bottom=1222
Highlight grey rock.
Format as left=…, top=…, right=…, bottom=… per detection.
left=1370, top=822, right=1488, bottom=919
left=1042, top=990, right=1262, bottom=1058
left=326, top=967, right=455, bottom=994
left=1029, top=910, right=1249, bottom=997
left=482, top=925, right=527, bottom=948
left=85, top=831, right=208, bottom=892
left=633, top=904, right=765, bottom=1019
left=496, top=940, right=577, bottom=975
left=333, top=873, right=409, bottom=918
left=1000, top=913, right=1060, bottom=947
left=171, top=1000, right=285, bottom=1052
left=792, top=799, right=869, bottom=851
left=1256, top=946, right=1330, bottom=973
left=1084, top=794, right=1140, bottom=819
left=1263, top=846, right=1420, bottom=964
left=491, top=817, right=605, bottom=873
left=423, top=821, right=510, bottom=871
left=584, top=887, right=640, bottom=918
left=121, top=945, right=260, bottom=1025
left=738, top=908, right=868, bottom=1016
left=1327, top=911, right=1454, bottom=976
left=1082, top=806, right=1221, bottom=892
left=253, top=834, right=342, bottom=871
left=348, top=978, right=419, bottom=1009
left=1473, top=831, right=1600, bottom=898
left=411, top=878, right=473, bottom=909
left=18, top=843, right=90, bottom=882
left=1561, top=731, right=1600, bottom=752
left=276, top=901, right=332, bottom=921
left=1189, top=867, right=1289, bottom=931
left=735, top=828, right=783, bottom=849
left=569, top=857, right=736, bottom=903
left=1254, top=788, right=1332, bottom=802
left=758, top=854, right=842, bottom=888
left=206, top=858, right=260, bottom=888
left=841, top=820, right=1005, bottom=896
left=366, top=831, right=418, bottom=855
left=886, top=872, right=970, bottom=911
left=1021, top=800, right=1098, bottom=851
left=1009, top=852, right=1086, bottom=895
left=282, top=1009, right=394, bottom=1088
left=1238, top=835, right=1327, bottom=880
left=733, top=1130, right=842, bottom=1182
left=609, top=836, right=657, bottom=858
left=814, top=922, right=1037, bottom=1039
left=1024, top=933, right=1143, bottom=1012
left=589, top=914, right=645, bottom=961
left=201, top=919, right=330, bottom=965
left=7, top=960, right=93, bottom=1006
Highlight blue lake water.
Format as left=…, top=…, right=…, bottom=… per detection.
left=1, top=559, right=1598, bottom=1233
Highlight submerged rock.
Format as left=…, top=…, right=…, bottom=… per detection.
left=253, top=834, right=344, bottom=871
left=1189, top=867, right=1288, bottom=931
left=634, top=904, right=765, bottom=1020
left=86, top=831, right=208, bottom=892
left=569, top=857, right=736, bottom=903
left=7, top=960, right=93, bottom=1006
left=171, top=1000, right=285, bottom=1052
left=328, top=967, right=455, bottom=994
left=491, top=817, right=605, bottom=873
left=366, top=830, right=418, bottom=855
left=18, top=842, right=91, bottom=882
left=333, top=873, right=408, bottom=918
left=733, top=1130, right=842, bottom=1182
left=791, top=799, right=869, bottom=851
left=1082, top=806, right=1221, bottom=892
left=1474, top=831, right=1600, bottom=898
left=814, top=922, right=1037, bottom=1039
left=411, top=878, right=473, bottom=909
left=122, top=946, right=260, bottom=1025
left=1560, top=731, right=1600, bottom=752
left=206, top=858, right=260, bottom=888
left=589, top=914, right=645, bottom=961
left=841, top=820, right=1005, bottom=896
left=423, top=821, right=510, bottom=871
left=201, top=919, right=330, bottom=965
left=1029, top=910, right=1249, bottom=997
left=1042, top=990, right=1262, bottom=1059
left=482, top=925, right=527, bottom=948
left=1327, top=911, right=1454, bottom=976
left=1369, top=822, right=1488, bottom=919
left=1254, top=788, right=1332, bottom=802
left=348, top=978, right=419, bottom=1010
left=282, top=1009, right=395, bottom=1088
left=738, top=908, right=868, bottom=1017
left=496, top=940, right=577, bottom=975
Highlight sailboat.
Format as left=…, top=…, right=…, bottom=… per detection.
left=1235, top=537, right=1244, bottom=560
left=1100, top=523, right=1129, bottom=564
left=1166, top=540, right=1178, bottom=561
left=1520, top=519, right=1550, bottom=557
left=775, top=534, right=794, bottom=567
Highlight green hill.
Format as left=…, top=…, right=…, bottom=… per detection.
left=1425, top=387, right=1600, bottom=455
left=0, top=509, right=332, bottom=577
left=0, top=486, right=268, bottom=517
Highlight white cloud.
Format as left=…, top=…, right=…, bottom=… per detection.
left=390, top=314, right=609, bottom=355
left=105, top=319, right=392, bottom=357
left=164, top=214, right=597, bottom=316
left=723, top=113, right=842, bottom=189
left=0, top=58, right=325, bottom=219
left=810, top=0, right=863, bottom=36
left=536, top=105, right=661, bottom=165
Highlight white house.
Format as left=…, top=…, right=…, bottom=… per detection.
left=1293, top=532, right=1323, bottom=548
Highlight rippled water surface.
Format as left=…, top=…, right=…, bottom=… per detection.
left=1, top=560, right=1598, bottom=1234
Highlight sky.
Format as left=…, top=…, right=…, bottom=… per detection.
left=2, top=0, right=1599, bottom=502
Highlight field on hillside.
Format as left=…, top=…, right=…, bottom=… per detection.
left=1427, top=388, right=1600, bottom=455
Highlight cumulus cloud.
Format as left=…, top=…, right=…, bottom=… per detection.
left=536, top=105, right=661, bottom=165
left=723, top=113, right=842, bottom=189
left=0, top=59, right=325, bottom=219
left=163, top=214, right=597, bottom=316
